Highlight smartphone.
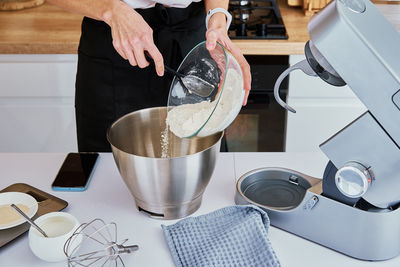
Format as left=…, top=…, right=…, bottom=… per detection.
left=51, top=152, right=99, bottom=191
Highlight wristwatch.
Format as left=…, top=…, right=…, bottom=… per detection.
left=205, top=8, right=232, bottom=31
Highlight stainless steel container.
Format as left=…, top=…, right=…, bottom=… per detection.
left=107, top=107, right=223, bottom=219
left=235, top=167, right=317, bottom=211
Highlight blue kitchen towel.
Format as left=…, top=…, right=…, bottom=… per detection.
left=161, top=205, right=281, bottom=267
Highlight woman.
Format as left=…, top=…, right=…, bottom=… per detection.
left=47, top=0, right=251, bottom=152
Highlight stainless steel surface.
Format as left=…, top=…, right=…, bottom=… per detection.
left=236, top=168, right=400, bottom=261
left=393, top=90, right=400, bottom=110
left=303, top=196, right=319, bottom=211
left=278, top=0, right=400, bottom=207
left=267, top=0, right=400, bottom=260
left=334, top=161, right=372, bottom=198
left=235, top=167, right=321, bottom=211
left=338, top=0, right=366, bottom=13
left=320, top=112, right=400, bottom=208
left=274, top=59, right=317, bottom=113
left=10, top=204, right=48, bottom=238
left=308, top=0, right=400, bottom=147
left=65, top=218, right=138, bottom=266
left=107, top=107, right=223, bottom=219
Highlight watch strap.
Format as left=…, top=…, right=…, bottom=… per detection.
left=205, top=8, right=232, bottom=31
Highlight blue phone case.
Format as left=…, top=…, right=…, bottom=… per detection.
left=51, top=153, right=99, bottom=192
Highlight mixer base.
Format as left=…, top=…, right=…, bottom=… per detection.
left=134, top=194, right=203, bottom=220
left=235, top=167, right=400, bottom=261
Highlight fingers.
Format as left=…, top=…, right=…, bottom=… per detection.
left=243, top=89, right=250, bottom=106
left=206, top=30, right=218, bottom=51
left=112, top=34, right=165, bottom=76
left=122, top=40, right=138, bottom=67
left=227, top=43, right=251, bottom=92
left=234, top=50, right=251, bottom=106
left=109, top=10, right=163, bottom=76
left=112, top=28, right=128, bottom=61
left=132, top=46, right=148, bottom=68
left=112, top=26, right=138, bottom=67
left=206, top=29, right=252, bottom=106
left=238, top=54, right=252, bottom=96
left=146, top=45, right=164, bottom=76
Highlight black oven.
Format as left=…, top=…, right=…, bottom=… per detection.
left=225, top=55, right=289, bottom=152
left=224, top=0, right=289, bottom=152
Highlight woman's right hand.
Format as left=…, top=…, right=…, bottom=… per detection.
left=103, top=1, right=164, bottom=76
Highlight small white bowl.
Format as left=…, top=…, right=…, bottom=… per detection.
left=28, top=212, right=81, bottom=262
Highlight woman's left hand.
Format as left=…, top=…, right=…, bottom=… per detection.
left=206, top=14, right=251, bottom=106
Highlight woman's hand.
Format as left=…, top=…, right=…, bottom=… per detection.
left=103, top=1, right=164, bottom=76
left=206, top=13, right=251, bottom=106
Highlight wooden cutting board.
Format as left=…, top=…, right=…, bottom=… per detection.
left=0, top=0, right=45, bottom=11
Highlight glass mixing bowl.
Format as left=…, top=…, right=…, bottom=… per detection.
left=167, top=41, right=245, bottom=138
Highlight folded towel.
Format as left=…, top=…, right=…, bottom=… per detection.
left=162, top=205, right=281, bottom=267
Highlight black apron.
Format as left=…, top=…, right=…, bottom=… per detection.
left=75, top=1, right=227, bottom=152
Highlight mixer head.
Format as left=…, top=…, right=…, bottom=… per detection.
left=274, top=0, right=400, bottom=209
left=304, top=41, right=346, bottom=87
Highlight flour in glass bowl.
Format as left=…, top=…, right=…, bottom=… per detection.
left=166, top=67, right=244, bottom=139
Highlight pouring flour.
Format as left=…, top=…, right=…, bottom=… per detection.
left=166, top=67, right=244, bottom=138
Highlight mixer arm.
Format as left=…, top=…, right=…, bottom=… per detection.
left=273, top=59, right=317, bottom=113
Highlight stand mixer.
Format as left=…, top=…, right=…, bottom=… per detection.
left=236, top=0, right=400, bottom=261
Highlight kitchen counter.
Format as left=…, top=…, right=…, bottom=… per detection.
left=0, top=0, right=309, bottom=55
left=0, top=1, right=398, bottom=55
left=1, top=152, right=400, bottom=266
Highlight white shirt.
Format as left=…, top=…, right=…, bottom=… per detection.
left=123, top=0, right=202, bottom=9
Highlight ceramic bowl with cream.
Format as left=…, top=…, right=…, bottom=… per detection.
left=28, top=212, right=81, bottom=262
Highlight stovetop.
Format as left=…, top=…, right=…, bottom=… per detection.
left=228, top=0, right=288, bottom=39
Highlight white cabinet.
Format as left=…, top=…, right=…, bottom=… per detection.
left=285, top=55, right=367, bottom=152
left=0, top=54, right=78, bottom=152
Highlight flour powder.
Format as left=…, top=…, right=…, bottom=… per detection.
left=166, top=67, right=244, bottom=138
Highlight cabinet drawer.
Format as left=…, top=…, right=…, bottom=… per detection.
left=285, top=99, right=367, bottom=152
left=288, top=55, right=357, bottom=99
left=0, top=54, right=77, bottom=97
left=0, top=105, right=77, bottom=152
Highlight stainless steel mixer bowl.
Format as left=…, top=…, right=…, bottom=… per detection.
left=107, top=107, right=223, bottom=220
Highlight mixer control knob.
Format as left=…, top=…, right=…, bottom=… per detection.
left=335, top=162, right=372, bottom=198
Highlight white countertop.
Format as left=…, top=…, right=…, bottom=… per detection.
left=0, top=152, right=398, bottom=267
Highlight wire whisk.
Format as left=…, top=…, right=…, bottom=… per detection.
left=64, top=218, right=139, bottom=266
